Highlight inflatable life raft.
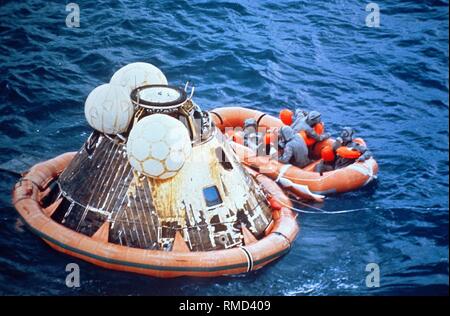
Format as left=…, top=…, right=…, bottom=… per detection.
left=211, top=107, right=379, bottom=198
left=12, top=153, right=298, bottom=278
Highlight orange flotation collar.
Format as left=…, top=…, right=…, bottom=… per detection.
left=299, top=122, right=324, bottom=146
left=336, top=139, right=364, bottom=159
left=336, top=147, right=361, bottom=159
left=321, top=145, right=335, bottom=162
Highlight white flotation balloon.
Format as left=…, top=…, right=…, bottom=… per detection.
left=127, top=114, right=192, bottom=180
left=84, top=83, right=134, bottom=134
left=110, top=62, right=168, bottom=92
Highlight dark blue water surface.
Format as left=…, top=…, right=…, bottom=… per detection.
left=0, top=0, right=448, bottom=295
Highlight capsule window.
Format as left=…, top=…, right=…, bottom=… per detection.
left=203, top=185, right=223, bottom=207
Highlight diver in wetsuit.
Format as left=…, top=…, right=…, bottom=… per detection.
left=315, top=127, right=372, bottom=175
left=334, top=127, right=372, bottom=167
left=277, top=126, right=311, bottom=168
left=290, top=108, right=307, bottom=127
left=291, top=110, right=331, bottom=145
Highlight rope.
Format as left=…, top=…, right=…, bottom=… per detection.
left=280, top=200, right=448, bottom=215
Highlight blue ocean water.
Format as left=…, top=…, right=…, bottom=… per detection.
left=0, top=0, right=448, bottom=295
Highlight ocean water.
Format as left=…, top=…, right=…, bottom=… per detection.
left=0, top=0, right=448, bottom=295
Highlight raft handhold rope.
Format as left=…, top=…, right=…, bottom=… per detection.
left=16, top=178, right=43, bottom=191
left=238, top=246, right=254, bottom=272
left=209, top=111, right=224, bottom=125
left=256, top=113, right=267, bottom=127
left=272, top=231, right=292, bottom=248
